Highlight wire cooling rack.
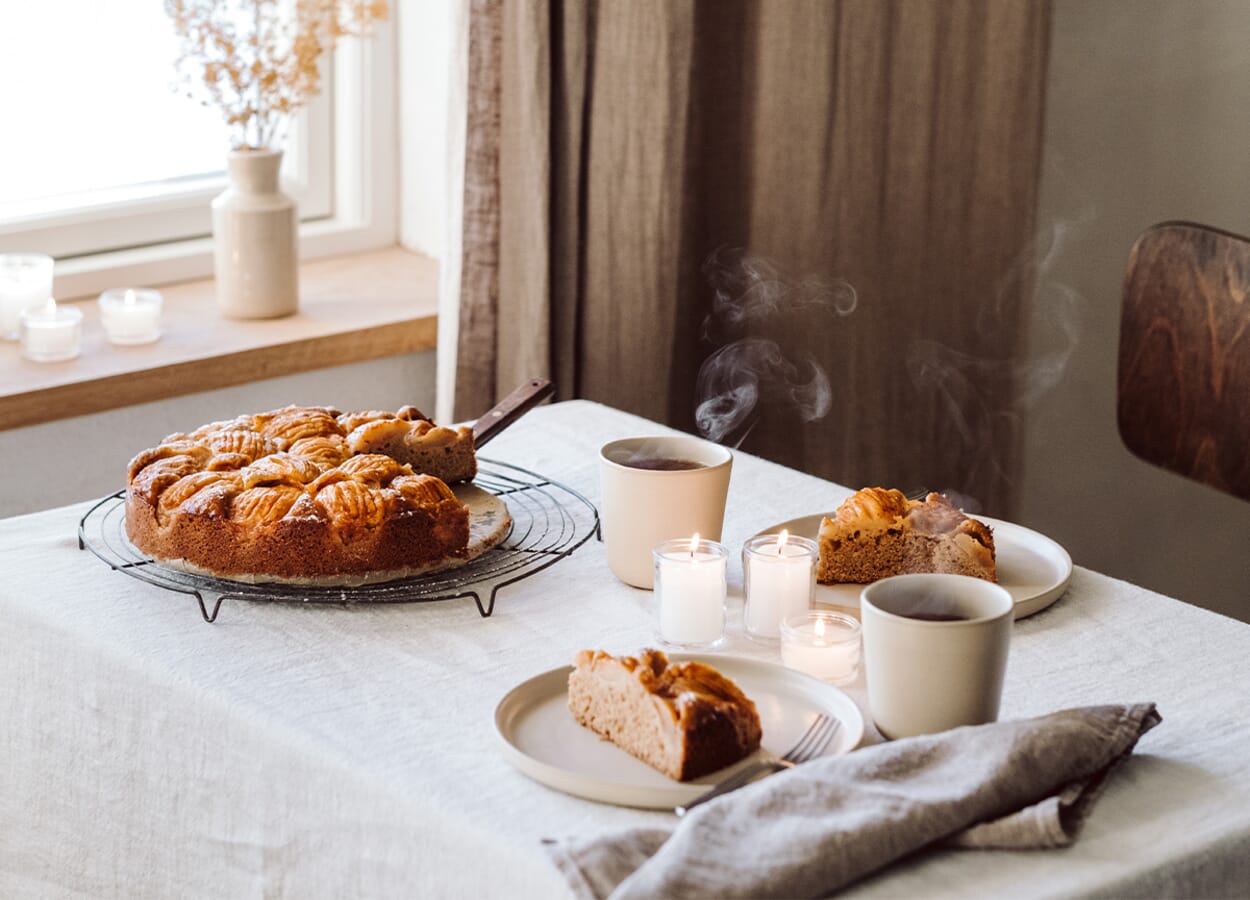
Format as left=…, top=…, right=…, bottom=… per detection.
left=77, top=459, right=600, bottom=623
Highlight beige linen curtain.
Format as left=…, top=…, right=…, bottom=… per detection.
left=454, top=0, right=1050, bottom=516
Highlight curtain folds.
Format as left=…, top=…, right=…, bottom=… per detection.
left=455, top=0, right=1050, bottom=516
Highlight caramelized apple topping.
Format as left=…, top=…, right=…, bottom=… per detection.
left=242, top=453, right=323, bottom=488
left=261, top=407, right=344, bottom=442
left=344, top=417, right=413, bottom=452
left=335, top=410, right=398, bottom=432
left=314, top=480, right=386, bottom=527
left=288, top=435, right=350, bottom=470
left=231, top=485, right=304, bottom=524
left=127, top=442, right=212, bottom=481
left=391, top=473, right=457, bottom=505
left=336, top=453, right=410, bottom=485
left=206, top=430, right=281, bottom=461
left=157, top=471, right=234, bottom=515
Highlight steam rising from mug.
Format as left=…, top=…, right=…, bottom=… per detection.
left=695, top=339, right=832, bottom=443
left=695, top=249, right=856, bottom=445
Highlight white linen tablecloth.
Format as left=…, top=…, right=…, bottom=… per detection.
left=2, top=399, right=1249, bottom=898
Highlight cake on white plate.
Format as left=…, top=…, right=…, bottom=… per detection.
left=567, top=648, right=762, bottom=782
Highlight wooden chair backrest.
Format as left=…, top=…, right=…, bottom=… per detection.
left=1118, top=221, right=1250, bottom=502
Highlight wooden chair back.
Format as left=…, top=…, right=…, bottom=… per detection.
left=1118, top=221, right=1250, bottom=501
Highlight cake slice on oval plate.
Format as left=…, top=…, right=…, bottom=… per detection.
left=816, top=487, right=997, bottom=584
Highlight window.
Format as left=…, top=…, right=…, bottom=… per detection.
left=0, top=1, right=395, bottom=298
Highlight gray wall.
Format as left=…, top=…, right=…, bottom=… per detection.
left=1018, top=0, right=1250, bottom=621
left=0, top=351, right=437, bottom=518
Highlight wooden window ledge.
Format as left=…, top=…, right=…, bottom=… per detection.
left=0, top=248, right=438, bottom=431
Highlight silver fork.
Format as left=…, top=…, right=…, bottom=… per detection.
left=674, top=714, right=841, bottom=816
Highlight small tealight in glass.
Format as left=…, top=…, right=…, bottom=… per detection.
left=0, top=252, right=54, bottom=341
left=653, top=534, right=728, bottom=649
left=780, top=611, right=862, bottom=684
left=20, top=298, right=82, bottom=362
left=742, top=530, right=818, bottom=642
left=98, top=288, right=163, bottom=345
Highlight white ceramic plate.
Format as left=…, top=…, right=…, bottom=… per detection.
left=756, top=514, right=1072, bottom=620
left=494, top=654, right=865, bottom=809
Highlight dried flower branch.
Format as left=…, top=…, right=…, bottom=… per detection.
left=167, top=0, right=387, bottom=150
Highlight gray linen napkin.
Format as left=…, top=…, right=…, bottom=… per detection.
left=545, top=703, right=1161, bottom=900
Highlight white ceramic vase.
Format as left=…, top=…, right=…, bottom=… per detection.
left=212, top=149, right=298, bottom=319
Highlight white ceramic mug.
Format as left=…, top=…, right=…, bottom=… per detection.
left=861, top=573, right=1013, bottom=739
left=599, top=435, right=733, bottom=588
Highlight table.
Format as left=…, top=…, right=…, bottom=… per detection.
left=3, top=400, right=1249, bottom=898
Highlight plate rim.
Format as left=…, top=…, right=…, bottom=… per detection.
left=754, top=512, right=1073, bottom=620
left=494, top=652, right=865, bottom=809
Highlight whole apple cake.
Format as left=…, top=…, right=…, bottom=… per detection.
left=125, top=405, right=478, bottom=582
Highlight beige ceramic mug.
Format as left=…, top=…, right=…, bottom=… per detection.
left=861, top=573, right=1013, bottom=739
left=599, top=435, right=733, bottom=588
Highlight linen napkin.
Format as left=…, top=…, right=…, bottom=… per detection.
left=545, top=703, right=1161, bottom=900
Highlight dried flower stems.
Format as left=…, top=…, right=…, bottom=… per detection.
left=167, top=0, right=387, bottom=151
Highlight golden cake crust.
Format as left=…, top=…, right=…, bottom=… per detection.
left=124, top=405, right=473, bottom=581
left=816, top=487, right=996, bottom=584
left=567, top=648, right=763, bottom=782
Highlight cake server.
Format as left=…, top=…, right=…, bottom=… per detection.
left=472, top=378, right=556, bottom=448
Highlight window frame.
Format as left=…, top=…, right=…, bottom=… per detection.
left=32, top=22, right=397, bottom=301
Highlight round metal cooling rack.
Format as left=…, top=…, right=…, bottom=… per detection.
left=77, top=458, right=600, bottom=623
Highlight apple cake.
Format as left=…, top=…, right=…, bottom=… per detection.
left=817, top=487, right=997, bottom=584
left=125, top=405, right=477, bottom=582
left=567, top=648, right=763, bottom=781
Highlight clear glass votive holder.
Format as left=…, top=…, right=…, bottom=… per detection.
left=653, top=536, right=728, bottom=649
left=98, top=288, right=163, bottom=345
left=0, top=252, right=54, bottom=341
left=19, top=300, right=82, bottom=362
left=742, top=533, right=818, bottom=643
left=780, top=611, right=862, bottom=684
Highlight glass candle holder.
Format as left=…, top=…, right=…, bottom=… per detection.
left=98, top=288, right=163, bottom=345
left=780, top=611, right=862, bottom=684
left=20, top=298, right=82, bottom=362
left=653, top=535, right=728, bottom=648
left=743, top=531, right=818, bottom=642
left=0, top=253, right=54, bottom=341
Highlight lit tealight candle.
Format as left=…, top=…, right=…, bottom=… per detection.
left=20, top=297, right=83, bottom=362
left=743, top=529, right=818, bottom=642
left=0, top=253, right=54, bottom=341
left=98, top=287, right=163, bottom=345
left=780, top=611, right=862, bottom=684
left=653, top=533, right=728, bottom=648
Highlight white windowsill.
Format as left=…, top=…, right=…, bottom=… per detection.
left=0, top=246, right=439, bottom=432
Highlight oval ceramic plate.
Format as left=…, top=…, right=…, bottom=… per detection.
left=756, top=514, right=1072, bottom=620
left=495, top=654, right=864, bottom=809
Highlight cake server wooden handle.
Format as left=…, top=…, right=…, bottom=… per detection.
left=472, top=378, right=555, bottom=448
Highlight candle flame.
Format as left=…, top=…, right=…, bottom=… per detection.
left=690, top=532, right=701, bottom=557
left=777, top=528, right=789, bottom=555
left=43, top=297, right=57, bottom=317
left=124, top=289, right=137, bottom=307
left=814, top=616, right=826, bottom=639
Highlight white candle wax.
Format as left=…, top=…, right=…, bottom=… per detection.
left=20, top=298, right=82, bottom=362
left=654, top=537, right=727, bottom=647
left=98, top=288, right=163, bottom=345
left=0, top=253, right=54, bottom=341
left=743, top=533, right=817, bottom=640
left=780, top=612, right=861, bottom=683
